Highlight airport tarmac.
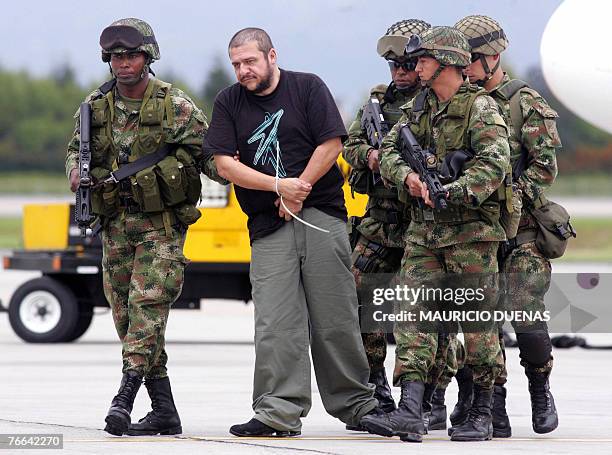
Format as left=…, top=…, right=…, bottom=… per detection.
left=2, top=292, right=612, bottom=454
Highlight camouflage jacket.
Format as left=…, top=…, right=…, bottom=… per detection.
left=379, top=82, right=511, bottom=249
left=489, top=74, right=561, bottom=231
left=343, top=82, right=419, bottom=248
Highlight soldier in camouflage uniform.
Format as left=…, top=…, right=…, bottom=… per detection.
left=360, top=26, right=510, bottom=442
left=342, top=19, right=430, bottom=430
left=66, top=18, right=223, bottom=436
left=456, top=15, right=561, bottom=437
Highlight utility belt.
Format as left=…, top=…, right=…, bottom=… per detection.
left=409, top=204, right=482, bottom=224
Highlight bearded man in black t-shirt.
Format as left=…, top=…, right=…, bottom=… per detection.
left=203, top=27, right=379, bottom=437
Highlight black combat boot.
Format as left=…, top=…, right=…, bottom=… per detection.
left=447, top=366, right=473, bottom=435
left=450, top=384, right=493, bottom=442
left=346, top=368, right=396, bottom=432
left=128, top=376, right=182, bottom=436
left=421, top=382, right=436, bottom=434
left=230, top=418, right=301, bottom=437
left=428, top=387, right=447, bottom=430
left=492, top=384, right=511, bottom=438
left=104, top=370, right=143, bottom=436
left=525, top=366, right=558, bottom=433
left=360, top=380, right=425, bottom=443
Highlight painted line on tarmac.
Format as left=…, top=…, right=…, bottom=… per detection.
left=64, top=436, right=612, bottom=443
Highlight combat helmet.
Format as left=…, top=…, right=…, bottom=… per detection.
left=377, top=19, right=431, bottom=60
left=99, top=18, right=160, bottom=63
left=405, top=26, right=471, bottom=67
left=454, top=15, right=508, bottom=56
left=455, top=15, right=507, bottom=83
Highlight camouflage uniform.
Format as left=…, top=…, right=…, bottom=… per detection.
left=66, top=79, right=212, bottom=378
left=452, top=15, right=562, bottom=437
left=380, top=81, right=509, bottom=389
left=489, top=73, right=560, bottom=382
left=344, top=82, right=417, bottom=371
left=360, top=27, right=510, bottom=442
left=66, top=18, right=223, bottom=437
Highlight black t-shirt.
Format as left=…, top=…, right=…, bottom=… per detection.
left=203, top=69, right=348, bottom=242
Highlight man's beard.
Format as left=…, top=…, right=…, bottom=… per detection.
left=250, top=62, right=274, bottom=94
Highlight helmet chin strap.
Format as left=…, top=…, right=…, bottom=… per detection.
left=423, top=64, right=445, bottom=87
left=475, top=54, right=500, bottom=86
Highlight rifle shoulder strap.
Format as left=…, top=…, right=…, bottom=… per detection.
left=110, top=143, right=175, bottom=182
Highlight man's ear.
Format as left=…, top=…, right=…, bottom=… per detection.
left=268, top=48, right=277, bottom=65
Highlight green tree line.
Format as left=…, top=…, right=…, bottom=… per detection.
left=0, top=62, right=610, bottom=173
left=0, top=59, right=233, bottom=173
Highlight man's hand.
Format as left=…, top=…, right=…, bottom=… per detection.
left=367, top=148, right=380, bottom=172
left=422, top=187, right=449, bottom=209
left=275, top=197, right=303, bottom=221
left=405, top=172, right=424, bottom=197
left=277, top=178, right=312, bottom=202
left=69, top=168, right=80, bottom=193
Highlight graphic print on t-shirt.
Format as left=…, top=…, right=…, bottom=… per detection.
left=247, top=109, right=286, bottom=178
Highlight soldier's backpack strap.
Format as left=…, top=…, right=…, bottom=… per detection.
left=497, top=79, right=529, bottom=143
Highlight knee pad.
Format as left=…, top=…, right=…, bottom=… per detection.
left=516, top=331, right=552, bottom=366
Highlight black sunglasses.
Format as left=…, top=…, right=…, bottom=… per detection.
left=387, top=59, right=417, bottom=72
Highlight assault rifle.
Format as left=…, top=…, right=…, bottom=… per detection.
left=398, top=125, right=448, bottom=210
left=75, top=103, right=94, bottom=237
left=359, top=97, right=390, bottom=187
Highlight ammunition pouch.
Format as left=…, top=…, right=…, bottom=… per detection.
left=156, top=155, right=186, bottom=207
left=529, top=196, right=576, bottom=259
left=132, top=166, right=163, bottom=213
left=173, top=202, right=202, bottom=226
left=90, top=167, right=119, bottom=218
left=175, top=148, right=202, bottom=205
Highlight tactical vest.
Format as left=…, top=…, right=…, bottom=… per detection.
left=88, top=78, right=202, bottom=226
left=407, top=85, right=515, bottom=229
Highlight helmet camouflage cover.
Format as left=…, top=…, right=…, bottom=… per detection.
left=377, top=19, right=431, bottom=60
left=405, top=26, right=471, bottom=67
left=454, top=15, right=508, bottom=55
left=100, top=18, right=160, bottom=62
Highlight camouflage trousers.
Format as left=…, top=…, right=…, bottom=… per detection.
left=351, top=234, right=404, bottom=372
left=437, top=241, right=554, bottom=388
left=393, top=241, right=502, bottom=389
left=101, top=213, right=187, bottom=379
left=497, top=241, right=554, bottom=383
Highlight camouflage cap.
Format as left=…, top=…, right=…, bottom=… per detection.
left=100, top=18, right=160, bottom=62
left=454, top=15, right=508, bottom=55
left=405, top=26, right=471, bottom=67
left=377, top=19, right=431, bottom=60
